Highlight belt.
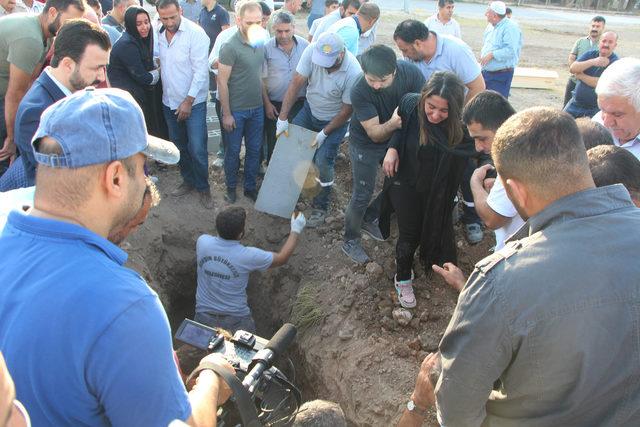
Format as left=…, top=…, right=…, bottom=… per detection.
left=485, top=68, right=514, bottom=73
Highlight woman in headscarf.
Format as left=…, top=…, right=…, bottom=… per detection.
left=380, top=71, right=480, bottom=309
left=108, top=6, right=167, bottom=138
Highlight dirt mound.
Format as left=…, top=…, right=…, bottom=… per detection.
left=126, top=144, right=493, bottom=426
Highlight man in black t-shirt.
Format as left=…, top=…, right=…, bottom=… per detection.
left=343, top=45, right=425, bottom=263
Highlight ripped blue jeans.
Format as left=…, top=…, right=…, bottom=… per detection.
left=344, top=143, right=387, bottom=241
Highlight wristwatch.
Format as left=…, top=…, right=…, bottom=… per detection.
left=407, top=399, right=429, bottom=417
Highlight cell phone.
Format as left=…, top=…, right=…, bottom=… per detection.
left=175, top=319, right=223, bottom=351
left=485, top=168, right=497, bottom=180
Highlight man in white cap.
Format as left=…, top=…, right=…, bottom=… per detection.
left=276, top=32, right=361, bottom=227
left=479, top=1, right=522, bottom=98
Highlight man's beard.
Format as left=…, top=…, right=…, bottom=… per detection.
left=47, top=13, right=62, bottom=36
left=107, top=178, right=160, bottom=245
left=69, top=67, right=101, bottom=91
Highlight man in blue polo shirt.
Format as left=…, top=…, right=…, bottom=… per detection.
left=393, top=19, right=485, bottom=104
left=0, top=88, right=233, bottom=426
left=565, top=31, right=618, bottom=119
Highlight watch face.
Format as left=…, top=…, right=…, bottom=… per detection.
left=407, top=400, right=415, bottom=411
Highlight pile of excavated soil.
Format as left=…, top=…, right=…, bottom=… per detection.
left=127, top=147, right=493, bottom=426
left=124, top=10, right=640, bottom=427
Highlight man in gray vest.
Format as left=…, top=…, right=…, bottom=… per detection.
left=398, top=107, right=640, bottom=426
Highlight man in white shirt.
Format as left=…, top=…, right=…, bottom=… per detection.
left=593, top=57, right=640, bottom=160
left=157, top=0, right=212, bottom=208
left=464, top=91, right=523, bottom=251
left=425, top=0, right=461, bottom=39
left=14, top=0, right=44, bottom=13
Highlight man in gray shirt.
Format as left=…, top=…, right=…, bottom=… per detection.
left=218, top=1, right=266, bottom=203
left=398, top=107, right=640, bottom=426
left=262, top=11, right=308, bottom=163
left=276, top=32, right=361, bottom=227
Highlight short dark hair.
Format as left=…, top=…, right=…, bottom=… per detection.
left=156, top=0, right=179, bottom=10
left=393, top=20, right=430, bottom=44
left=325, top=0, right=339, bottom=7
left=216, top=207, right=247, bottom=240
left=505, top=7, right=512, bottom=14
left=592, top=15, right=606, bottom=24
left=85, top=0, right=100, bottom=9
left=588, top=145, right=640, bottom=201
left=360, top=45, right=397, bottom=78
left=463, top=90, right=516, bottom=131
left=259, top=1, right=271, bottom=16
left=575, top=118, right=614, bottom=150
left=341, top=0, right=361, bottom=10
left=272, top=10, right=293, bottom=25
left=50, top=19, right=111, bottom=67
left=44, top=0, right=85, bottom=13
left=493, top=107, right=591, bottom=199
left=438, top=0, right=454, bottom=7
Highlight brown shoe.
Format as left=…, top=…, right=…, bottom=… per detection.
left=171, top=182, right=193, bottom=197
left=199, top=191, right=214, bottom=209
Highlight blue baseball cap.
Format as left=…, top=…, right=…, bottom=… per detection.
left=312, top=33, right=345, bottom=68
left=32, top=87, right=180, bottom=168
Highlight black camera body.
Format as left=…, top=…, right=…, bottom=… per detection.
left=175, top=319, right=301, bottom=426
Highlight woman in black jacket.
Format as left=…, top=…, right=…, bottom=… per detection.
left=108, top=6, right=166, bottom=137
left=380, top=71, right=478, bottom=308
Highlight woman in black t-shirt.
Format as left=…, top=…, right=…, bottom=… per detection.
left=380, top=71, right=477, bottom=308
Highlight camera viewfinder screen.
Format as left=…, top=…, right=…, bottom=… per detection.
left=181, top=323, right=213, bottom=349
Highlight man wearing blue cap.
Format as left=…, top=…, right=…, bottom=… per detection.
left=0, top=87, right=234, bottom=427
left=276, top=32, right=362, bottom=226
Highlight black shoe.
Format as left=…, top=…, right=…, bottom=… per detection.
left=244, top=189, right=258, bottom=202
left=224, top=188, right=237, bottom=203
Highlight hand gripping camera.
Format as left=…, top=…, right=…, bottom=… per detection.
left=175, top=319, right=302, bottom=426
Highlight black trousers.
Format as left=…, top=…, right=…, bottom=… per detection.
left=563, top=79, right=577, bottom=109
left=389, top=181, right=424, bottom=281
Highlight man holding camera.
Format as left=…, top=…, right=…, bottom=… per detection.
left=0, top=88, right=233, bottom=426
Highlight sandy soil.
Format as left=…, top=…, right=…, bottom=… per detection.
left=126, top=10, right=640, bottom=426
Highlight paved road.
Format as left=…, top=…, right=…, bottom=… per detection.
left=377, top=0, right=640, bottom=26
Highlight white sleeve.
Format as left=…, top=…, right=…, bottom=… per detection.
left=486, top=176, right=518, bottom=218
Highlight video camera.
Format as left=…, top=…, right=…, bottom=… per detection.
left=176, top=319, right=302, bottom=426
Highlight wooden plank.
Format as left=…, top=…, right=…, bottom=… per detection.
left=255, top=124, right=318, bottom=219
left=512, top=67, right=559, bottom=89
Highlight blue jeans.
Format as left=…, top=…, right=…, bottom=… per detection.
left=292, top=101, right=348, bottom=211
left=482, top=69, right=515, bottom=99
left=163, top=102, right=209, bottom=191
left=344, top=143, right=386, bottom=241
left=564, top=99, right=598, bottom=119
left=224, top=106, right=264, bottom=192
left=307, top=13, right=323, bottom=30
left=194, top=311, right=256, bottom=334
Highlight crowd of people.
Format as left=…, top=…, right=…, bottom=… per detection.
left=1, top=0, right=640, bottom=425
